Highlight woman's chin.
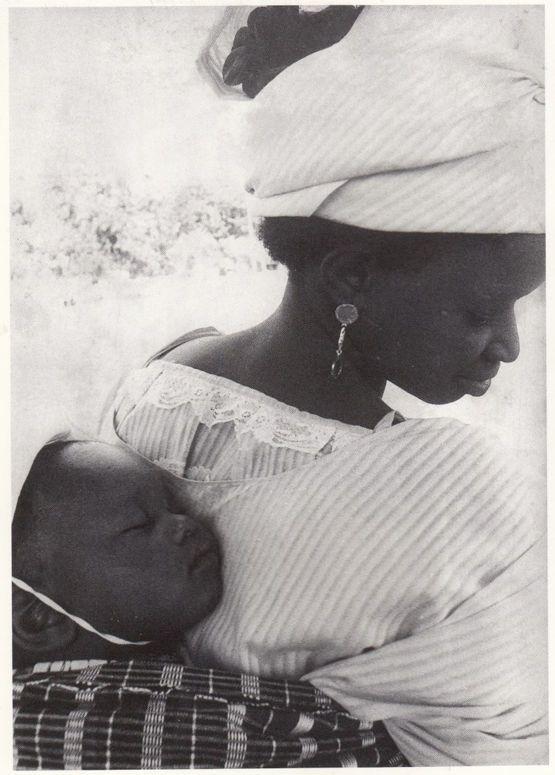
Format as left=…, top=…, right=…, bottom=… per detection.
left=455, top=377, right=492, bottom=397
left=401, top=380, right=482, bottom=405
left=429, top=380, right=491, bottom=403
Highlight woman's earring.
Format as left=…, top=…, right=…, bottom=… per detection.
left=330, top=303, right=359, bottom=379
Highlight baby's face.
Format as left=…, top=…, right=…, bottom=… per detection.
left=44, top=442, right=222, bottom=644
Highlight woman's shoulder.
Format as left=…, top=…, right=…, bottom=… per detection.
left=146, top=327, right=223, bottom=367
left=153, top=327, right=261, bottom=386
left=358, top=415, right=540, bottom=507
left=390, top=416, right=529, bottom=476
left=392, top=415, right=514, bottom=451
left=339, top=415, right=544, bottom=555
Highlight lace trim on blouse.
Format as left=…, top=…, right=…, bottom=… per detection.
left=116, top=361, right=397, bottom=461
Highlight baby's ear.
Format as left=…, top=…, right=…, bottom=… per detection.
left=12, top=587, right=78, bottom=658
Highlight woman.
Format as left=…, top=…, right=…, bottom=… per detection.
left=108, top=5, right=546, bottom=766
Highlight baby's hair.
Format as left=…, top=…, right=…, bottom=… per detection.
left=12, top=444, right=62, bottom=585
left=223, top=6, right=363, bottom=98
left=12, top=441, right=89, bottom=585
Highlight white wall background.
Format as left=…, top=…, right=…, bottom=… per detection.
left=10, top=7, right=245, bottom=200
left=10, top=7, right=546, bottom=495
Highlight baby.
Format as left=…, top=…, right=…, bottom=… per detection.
left=12, top=440, right=222, bottom=667
left=12, top=445, right=408, bottom=768
left=12, top=432, right=546, bottom=767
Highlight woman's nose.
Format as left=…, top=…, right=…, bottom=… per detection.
left=485, top=313, right=520, bottom=364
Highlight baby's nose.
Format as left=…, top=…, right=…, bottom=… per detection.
left=167, top=513, right=203, bottom=545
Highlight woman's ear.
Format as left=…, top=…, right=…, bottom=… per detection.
left=12, top=588, right=78, bottom=658
left=319, top=248, right=375, bottom=306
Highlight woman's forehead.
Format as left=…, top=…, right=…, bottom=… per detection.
left=429, top=233, right=545, bottom=298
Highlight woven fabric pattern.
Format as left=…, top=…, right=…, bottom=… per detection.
left=13, top=659, right=407, bottom=769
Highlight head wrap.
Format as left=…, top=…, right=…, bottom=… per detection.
left=12, top=576, right=153, bottom=647
left=200, top=6, right=544, bottom=233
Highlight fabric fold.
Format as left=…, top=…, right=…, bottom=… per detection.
left=304, top=537, right=547, bottom=765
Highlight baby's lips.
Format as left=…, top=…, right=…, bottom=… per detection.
left=189, top=534, right=220, bottom=572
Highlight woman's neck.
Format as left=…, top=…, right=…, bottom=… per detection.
left=235, top=278, right=391, bottom=429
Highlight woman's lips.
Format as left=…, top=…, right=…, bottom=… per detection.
left=457, top=376, right=492, bottom=396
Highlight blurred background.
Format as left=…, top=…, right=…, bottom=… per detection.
left=10, top=6, right=546, bottom=489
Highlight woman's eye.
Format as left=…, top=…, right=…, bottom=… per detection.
left=468, top=312, right=492, bottom=327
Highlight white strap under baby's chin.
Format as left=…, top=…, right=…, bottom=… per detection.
left=12, top=577, right=153, bottom=647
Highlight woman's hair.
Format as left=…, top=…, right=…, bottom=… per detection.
left=257, top=216, right=450, bottom=273
left=223, top=6, right=363, bottom=98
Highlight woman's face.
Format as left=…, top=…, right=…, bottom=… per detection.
left=351, top=233, right=545, bottom=404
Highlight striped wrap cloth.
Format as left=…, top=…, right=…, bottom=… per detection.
left=111, top=362, right=548, bottom=766
left=175, top=418, right=547, bottom=766
left=13, top=658, right=406, bottom=769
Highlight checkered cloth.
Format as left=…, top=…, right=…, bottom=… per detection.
left=13, top=658, right=408, bottom=769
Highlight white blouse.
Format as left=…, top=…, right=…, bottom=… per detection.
left=113, top=359, right=397, bottom=482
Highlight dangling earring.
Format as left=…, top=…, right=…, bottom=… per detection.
left=330, top=303, right=359, bottom=379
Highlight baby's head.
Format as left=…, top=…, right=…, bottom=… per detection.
left=12, top=441, right=222, bottom=666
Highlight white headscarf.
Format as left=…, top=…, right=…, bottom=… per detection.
left=200, top=6, right=544, bottom=234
